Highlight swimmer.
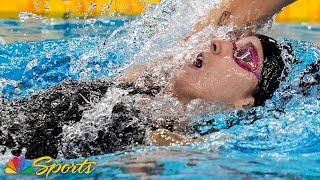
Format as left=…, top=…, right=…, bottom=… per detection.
left=0, top=1, right=297, bottom=158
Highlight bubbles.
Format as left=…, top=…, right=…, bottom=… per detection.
left=25, top=59, right=39, bottom=71
left=19, top=12, right=46, bottom=22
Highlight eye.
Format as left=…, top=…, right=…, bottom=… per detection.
left=193, top=54, right=203, bottom=68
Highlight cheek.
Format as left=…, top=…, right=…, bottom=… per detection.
left=225, top=71, right=258, bottom=98
left=204, top=61, right=256, bottom=98
left=220, top=57, right=255, bottom=81
left=205, top=58, right=237, bottom=82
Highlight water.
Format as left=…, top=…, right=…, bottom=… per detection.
left=0, top=0, right=320, bottom=179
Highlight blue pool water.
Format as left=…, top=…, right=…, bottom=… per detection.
left=0, top=16, right=320, bottom=179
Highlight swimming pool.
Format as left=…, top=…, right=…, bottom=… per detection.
left=0, top=9, right=320, bottom=180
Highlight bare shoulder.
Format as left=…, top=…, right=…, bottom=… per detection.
left=147, top=129, right=205, bottom=146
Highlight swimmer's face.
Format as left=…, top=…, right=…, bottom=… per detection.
left=172, top=36, right=264, bottom=108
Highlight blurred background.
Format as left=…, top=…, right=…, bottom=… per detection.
left=0, top=0, right=318, bottom=44
left=0, top=0, right=318, bottom=23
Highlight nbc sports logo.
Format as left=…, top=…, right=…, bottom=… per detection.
left=3, top=155, right=95, bottom=177
left=4, top=155, right=33, bottom=175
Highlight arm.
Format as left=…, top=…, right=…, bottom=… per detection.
left=193, top=0, right=297, bottom=34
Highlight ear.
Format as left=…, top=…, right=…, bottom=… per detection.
left=234, top=96, right=255, bottom=109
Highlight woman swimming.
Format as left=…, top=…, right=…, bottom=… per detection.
left=0, top=0, right=298, bottom=158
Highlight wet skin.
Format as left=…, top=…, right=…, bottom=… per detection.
left=172, top=36, right=264, bottom=108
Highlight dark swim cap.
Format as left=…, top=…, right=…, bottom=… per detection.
left=253, top=35, right=289, bottom=106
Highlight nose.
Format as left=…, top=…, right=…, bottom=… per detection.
left=210, top=40, right=221, bottom=55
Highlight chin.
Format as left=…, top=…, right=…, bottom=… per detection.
left=171, top=80, right=189, bottom=99
left=171, top=81, right=185, bottom=98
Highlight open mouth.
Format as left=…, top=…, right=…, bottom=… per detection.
left=192, top=53, right=204, bottom=68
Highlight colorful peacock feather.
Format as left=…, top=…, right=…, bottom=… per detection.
left=4, top=156, right=33, bottom=175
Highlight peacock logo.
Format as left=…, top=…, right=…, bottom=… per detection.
left=4, top=155, right=33, bottom=175
left=3, top=155, right=95, bottom=177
